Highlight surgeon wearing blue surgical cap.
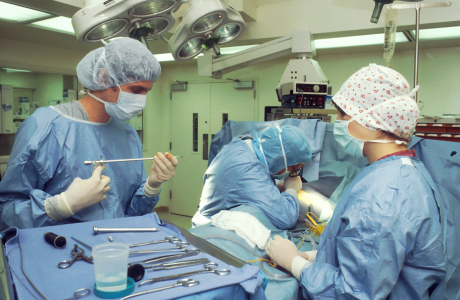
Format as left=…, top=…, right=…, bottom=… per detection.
left=192, top=124, right=312, bottom=230
left=0, top=38, right=178, bottom=229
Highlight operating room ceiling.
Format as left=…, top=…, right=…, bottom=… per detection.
left=0, top=0, right=459, bottom=74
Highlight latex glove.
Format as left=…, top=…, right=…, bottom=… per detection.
left=284, top=175, right=302, bottom=193
left=64, top=165, right=111, bottom=213
left=298, top=250, right=317, bottom=263
left=148, top=152, right=178, bottom=188
left=266, top=235, right=299, bottom=272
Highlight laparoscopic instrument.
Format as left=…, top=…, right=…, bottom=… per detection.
left=84, top=155, right=183, bottom=168
left=139, top=262, right=231, bottom=287
left=93, top=226, right=160, bottom=235
left=121, top=279, right=200, bottom=300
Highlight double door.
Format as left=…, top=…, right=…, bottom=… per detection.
left=170, top=82, right=257, bottom=216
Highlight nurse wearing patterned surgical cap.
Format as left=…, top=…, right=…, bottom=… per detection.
left=267, top=64, right=447, bottom=299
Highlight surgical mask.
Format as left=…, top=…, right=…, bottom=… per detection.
left=88, top=85, right=146, bottom=121
left=333, top=119, right=406, bottom=158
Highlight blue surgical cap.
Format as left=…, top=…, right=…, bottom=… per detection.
left=76, top=37, right=161, bottom=90
left=253, top=125, right=312, bottom=174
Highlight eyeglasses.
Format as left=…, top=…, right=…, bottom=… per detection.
left=289, top=167, right=303, bottom=177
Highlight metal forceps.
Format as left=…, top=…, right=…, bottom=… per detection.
left=129, top=243, right=191, bottom=255
left=58, top=244, right=93, bottom=269
left=138, top=262, right=231, bottom=287
left=129, top=236, right=182, bottom=248
left=121, top=278, right=199, bottom=300
left=62, top=288, right=90, bottom=300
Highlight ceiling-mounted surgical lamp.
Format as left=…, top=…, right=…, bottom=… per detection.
left=168, top=0, right=246, bottom=61
left=72, top=0, right=183, bottom=48
left=370, top=0, right=422, bottom=23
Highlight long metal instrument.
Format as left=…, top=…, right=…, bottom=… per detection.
left=128, top=250, right=200, bottom=265
left=93, top=226, right=160, bottom=235
left=84, top=156, right=183, bottom=166
left=71, top=237, right=92, bottom=250
left=121, top=279, right=199, bottom=300
left=145, top=258, right=210, bottom=271
left=129, top=236, right=181, bottom=248
left=130, top=245, right=193, bottom=256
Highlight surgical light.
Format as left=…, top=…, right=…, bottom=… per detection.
left=131, top=0, right=176, bottom=16
left=72, top=0, right=182, bottom=48
left=169, top=0, right=246, bottom=61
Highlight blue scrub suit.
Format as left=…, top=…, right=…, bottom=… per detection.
left=194, top=137, right=299, bottom=230
left=0, top=107, right=159, bottom=230
left=300, top=155, right=446, bottom=299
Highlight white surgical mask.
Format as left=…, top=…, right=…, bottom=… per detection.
left=333, top=119, right=406, bottom=158
left=88, top=85, right=146, bottom=121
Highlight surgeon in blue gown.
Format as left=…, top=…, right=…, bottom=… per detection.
left=192, top=123, right=312, bottom=230
left=0, top=38, right=178, bottom=230
left=267, top=64, right=447, bottom=299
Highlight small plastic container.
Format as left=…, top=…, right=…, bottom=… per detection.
left=93, top=243, right=129, bottom=292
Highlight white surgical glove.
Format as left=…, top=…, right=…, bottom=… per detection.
left=298, top=250, right=317, bottom=263
left=147, top=152, right=178, bottom=188
left=266, top=235, right=299, bottom=272
left=284, top=175, right=302, bottom=194
left=45, top=165, right=110, bottom=220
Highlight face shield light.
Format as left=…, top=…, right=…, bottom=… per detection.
left=214, top=23, right=241, bottom=44
left=86, top=19, right=129, bottom=41
left=131, top=0, right=176, bottom=17
left=178, top=37, right=204, bottom=59
left=192, top=12, right=223, bottom=33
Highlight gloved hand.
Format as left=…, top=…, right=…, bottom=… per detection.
left=266, top=235, right=299, bottom=272
left=148, top=152, right=178, bottom=188
left=64, top=165, right=111, bottom=213
left=284, top=175, right=302, bottom=193
left=298, top=250, right=317, bottom=262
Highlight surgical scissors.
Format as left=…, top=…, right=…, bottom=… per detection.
left=138, top=262, right=231, bottom=287
left=62, top=288, right=90, bottom=300
left=58, top=244, right=93, bottom=269
left=121, top=278, right=199, bottom=300
left=129, top=236, right=182, bottom=248
left=129, top=243, right=191, bottom=255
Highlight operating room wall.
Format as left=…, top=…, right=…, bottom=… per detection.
left=0, top=71, right=64, bottom=108
left=144, top=45, right=460, bottom=209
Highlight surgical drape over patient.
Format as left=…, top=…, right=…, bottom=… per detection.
left=77, top=37, right=161, bottom=90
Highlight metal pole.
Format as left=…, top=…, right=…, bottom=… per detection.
left=414, top=5, right=421, bottom=102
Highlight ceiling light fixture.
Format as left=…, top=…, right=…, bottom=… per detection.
left=168, top=0, right=246, bottom=61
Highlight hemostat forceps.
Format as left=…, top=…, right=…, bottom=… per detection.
left=58, top=244, right=93, bottom=269
left=138, top=262, right=231, bottom=287
left=129, top=236, right=182, bottom=248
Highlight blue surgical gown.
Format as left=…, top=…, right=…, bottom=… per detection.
left=0, top=107, right=159, bottom=230
left=194, top=137, right=299, bottom=230
left=300, top=155, right=446, bottom=299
